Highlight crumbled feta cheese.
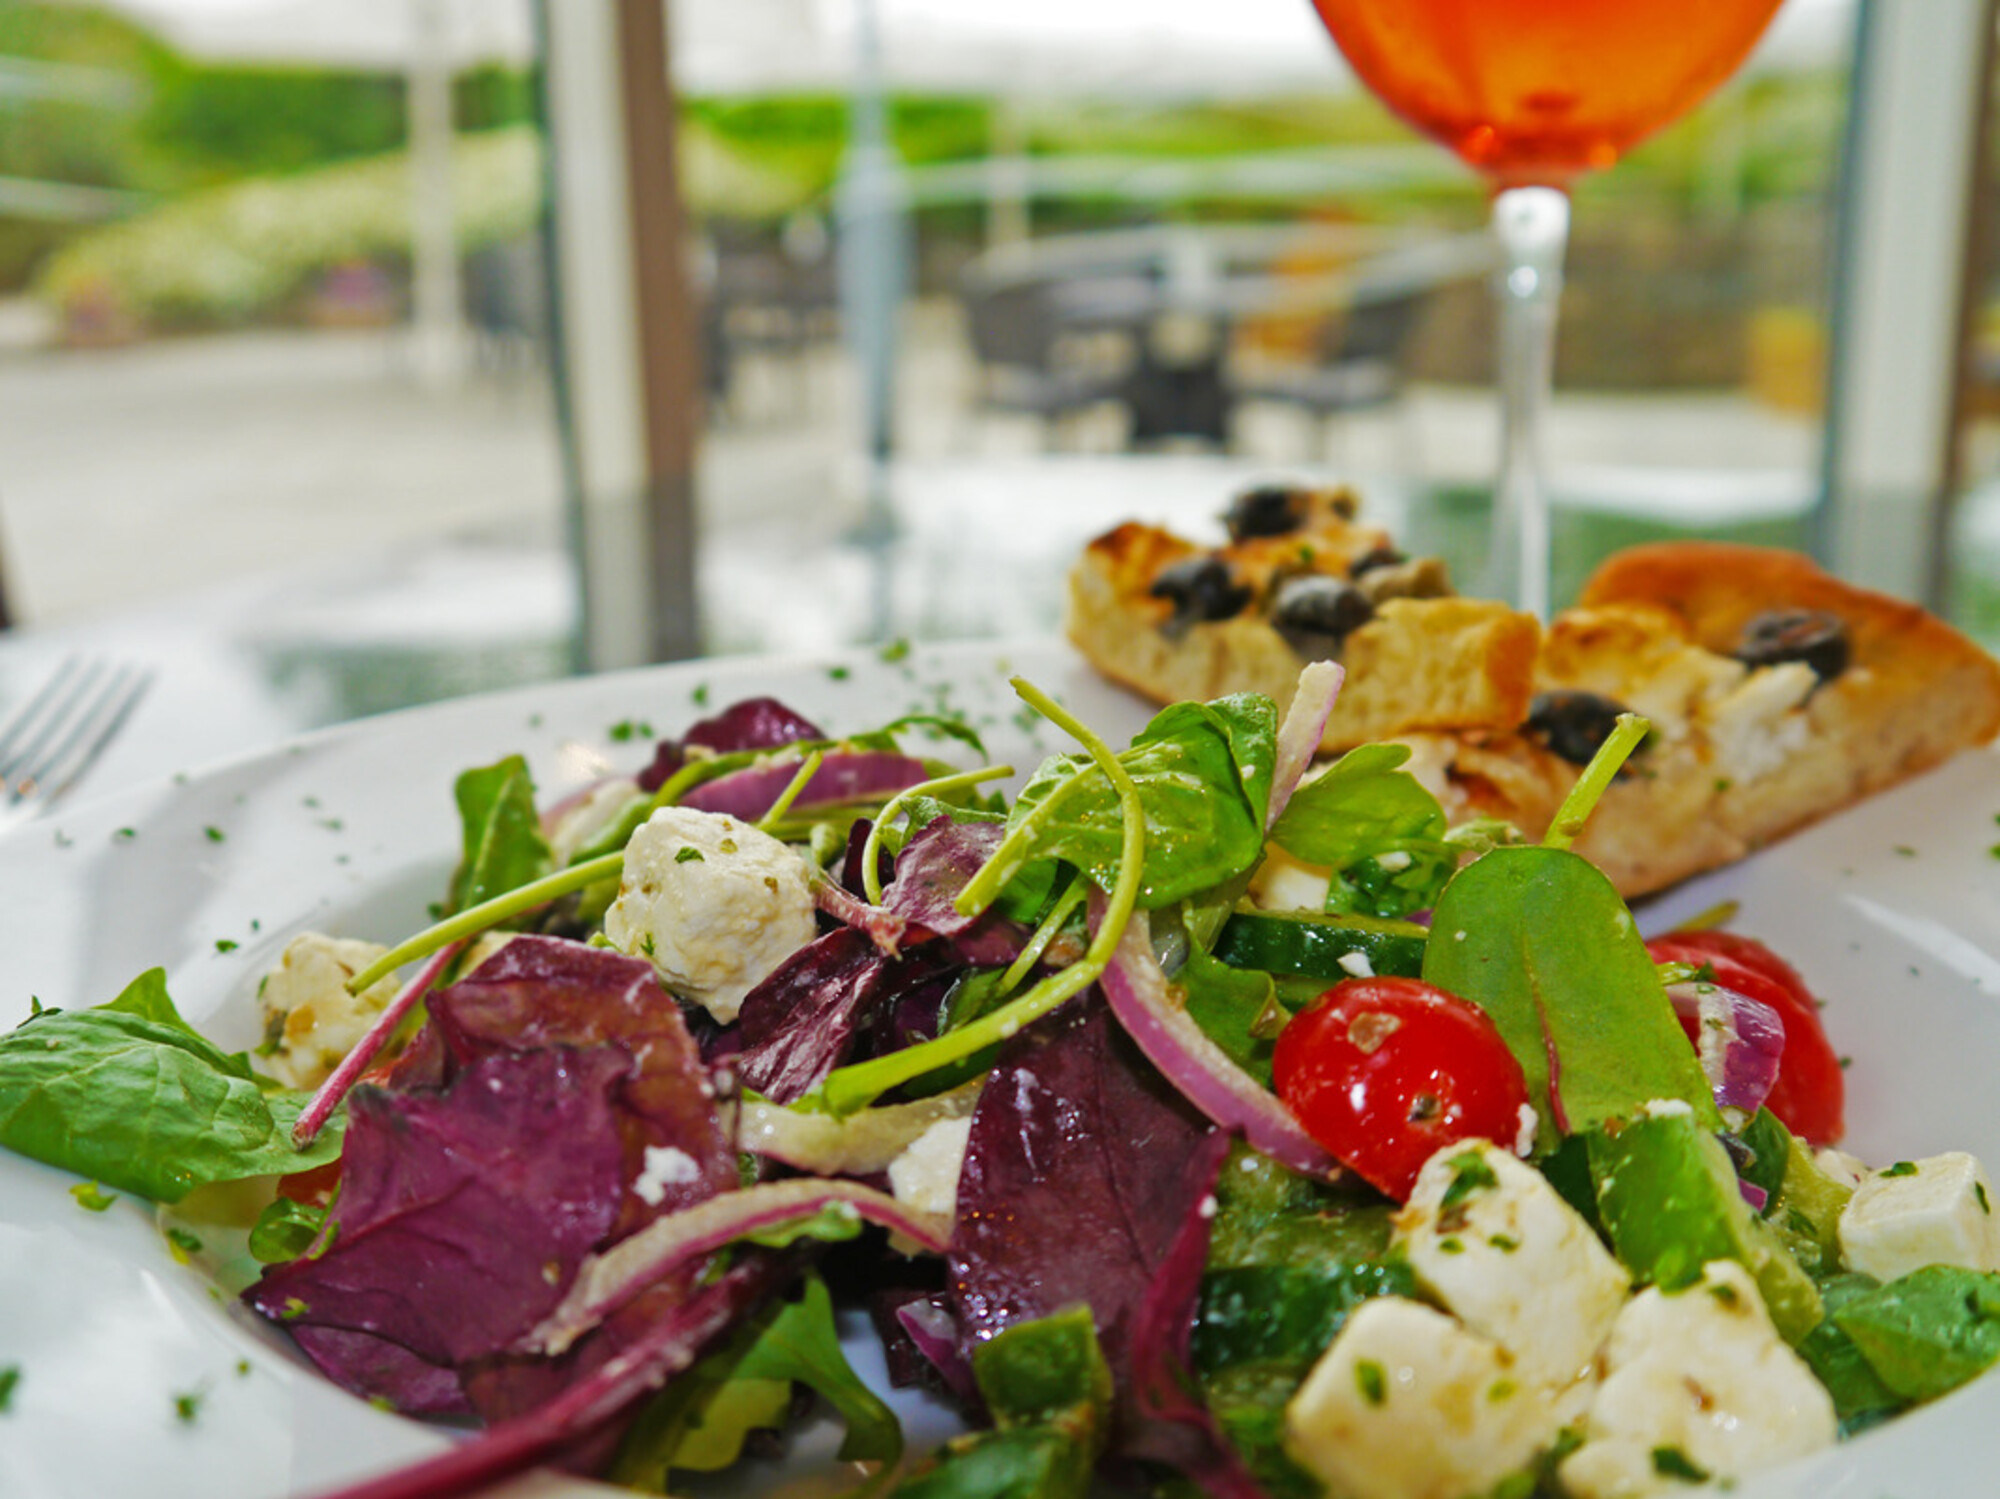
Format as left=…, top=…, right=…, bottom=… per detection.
left=255, top=932, right=403, bottom=1089
left=1512, top=1104, right=1538, bottom=1158
left=1248, top=843, right=1333, bottom=912
left=604, top=807, right=818, bottom=1024
left=632, top=1145, right=702, bottom=1206
left=1285, top=1296, right=1558, bottom=1499
left=1699, top=662, right=1817, bottom=782
left=1640, top=1098, right=1694, bottom=1119
left=887, top=1116, right=974, bottom=1219
left=1557, top=1260, right=1835, bottom=1499
left=1394, top=1140, right=1627, bottom=1403
left=1839, top=1151, right=2000, bottom=1281
left=1337, top=951, right=1375, bottom=978
left=1374, top=850, right=1413, bottom=874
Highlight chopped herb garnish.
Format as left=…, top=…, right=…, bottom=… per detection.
left=1438, top=1236, right=1465, bottom=1254
left=828, top=665, right=851, bottom=681
left=1489, top=1233, right=1520, bottom=1253
left=1439, top=1150, right=1499, bottom=1216
left=674, top=847, right=704, bottom=864
left=1487, top=1378, right=1517, bottom=1402
left=165, top=1227, right=203, bottom=1263
left=1355, top=1359, right=1387, bottom=1406
left=1979, top=1183, right=1991, bottom=1214
left=235, top=1360, right=251, bottom=1378
left=878, top=637, right=912, bottom=664
left=1894, top=845, right=1917, bottom=858
left=173, top=1388, right=204, bottom=1424
left=1707, top=1281, right=1740, bottom=1307
left=204, top=826, right=225, bottom=843
left=0, top=1366, right=18, bottom=1412
left=692, top=683, right=710, bottom=707
left=1882, top=1161, right=1919, bottom=1178
left=70, top=1181, right=117, bottom=1212
left=1650, top=1447, right=1710, bottom=1483
left=607, top=719, right=653, bottom=743
left=113, top=828, right=136, bottom=841
left=214, top=939, right=238, bottom=954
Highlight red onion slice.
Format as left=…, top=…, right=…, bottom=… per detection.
left=526, top=1178, right=950, bottom=1355
left=1267, top=661, right=1345, bottom=831
left=1099, top=913, right=1342, bottom=1180
left=1668, top=979, right=1787, bottom=1128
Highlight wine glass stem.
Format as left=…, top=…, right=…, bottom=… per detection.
left=1488, top=185, right=1570, bottom=620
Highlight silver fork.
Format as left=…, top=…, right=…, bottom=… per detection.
left=0, top=657, right=154, bottom=826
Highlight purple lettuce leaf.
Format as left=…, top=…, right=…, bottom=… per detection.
left=733, top=929, right=955, bottom=1105
left=636, top=697, right=826, bottom=793
left=426, top=936, right=736, bottom=1229
left=882, top=818, right=1039, bottom=967
left=245, top=1046, right=631, bottom=1404
left=310, top=1249, right=813, bottom=1499
left=680, top=751, right=930, bottom=824
left=1122, top=1131, right=1269, bottom=1496
left=946, top=996, right=1216, bottom=1444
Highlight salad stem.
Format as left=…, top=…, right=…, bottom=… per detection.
left=1542, top=712, right=1650, bottom=850
left=994, top=874, right=1088, bottom=998
left=344, top=852, right=627, bottom=996
left=295, top=940, right=462, bottom=1147
left=756, top=749, right=825, bottom=833
left=819, top=678, right=1146, bottom=1116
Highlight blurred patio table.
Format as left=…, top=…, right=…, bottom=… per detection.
left=963, top=223, right=1496, bottom=448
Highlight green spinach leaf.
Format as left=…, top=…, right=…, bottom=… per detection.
left=0, top=970, right=342, bottom=1203
left=1833, top=1265, right=2000, bottom=1404
left=1268, top=744, right=1457, bottom=918
left=448, top=755, right=555, bottom=917
left=1002, top=699, right=1268, bottom=909
left=1422, top=846, right=1718, bottom=1143
left=614, top=1273, right=900, bottom=1489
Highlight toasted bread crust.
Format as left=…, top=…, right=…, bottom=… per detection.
left=1065, top=507, right=1538, bottom=750
left=1410, top=543, right=2000, bottom=896
left=1071, top=511, right=2000, bottom=898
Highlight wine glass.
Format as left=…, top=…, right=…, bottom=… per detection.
left=1308, top=0, right=1787, bottom=617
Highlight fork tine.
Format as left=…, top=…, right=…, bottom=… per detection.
left=29, top=664, right=153, bottom=806
left=0, top=660, right=152, bottom=814
left=0, top=655, right=90, bottom=773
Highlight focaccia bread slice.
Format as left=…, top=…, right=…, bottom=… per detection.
left=1396, top=542, right=2000, bottom=897
left=1065, top=484, right=1539, bottom=750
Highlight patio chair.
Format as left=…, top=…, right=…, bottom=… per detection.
left=960, top=274, right=1132, bottom=447
left=1227, top=275, right=1429, bottom=436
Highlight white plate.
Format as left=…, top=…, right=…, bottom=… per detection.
left=3, top=639, right=1999, bottom=1499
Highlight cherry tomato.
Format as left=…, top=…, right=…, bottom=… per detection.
left=1273, top=976, right=1532, bottom=1201
left=1647, top=931, right=1845, bottom=1145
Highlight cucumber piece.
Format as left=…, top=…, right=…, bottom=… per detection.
left=1213, top=909, right=1428, bottom=981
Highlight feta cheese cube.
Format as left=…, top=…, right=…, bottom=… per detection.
left=1557, top=1260, right=1836, bottom=1499
left=604, top=806, right=819, bottom=1024
left=1839, top=1151, right=2000, bottom=1282
left=255, top=931, right=402, bottom=1089
left=1285, top=1296, right=1558, bottom=1499
left=1395, top=1141, right=1628, bottom=1399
